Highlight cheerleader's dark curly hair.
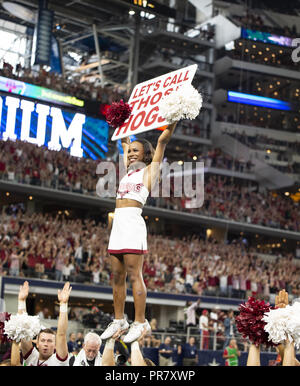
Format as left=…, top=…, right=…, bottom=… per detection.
left=132, top=139, right=155, bottom=166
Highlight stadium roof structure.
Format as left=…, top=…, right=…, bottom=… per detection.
left=216, top=0, right=300, bottom=16
left=0, top=0, right=209, bottom=88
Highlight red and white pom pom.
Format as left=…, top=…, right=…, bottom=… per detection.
left=263, top=302, right=300, bottom=349
left=235, top=297, right=276, bottom=347
left=4, top=313, right=45, bottom=342
left=104, top=100, right=132, bottom=129
left=159, top=84, right=203, bottom=124
left=0, top=312, right=11, bottom=344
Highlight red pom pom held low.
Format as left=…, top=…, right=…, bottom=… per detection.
left=235, top=297, right=277, bottom=347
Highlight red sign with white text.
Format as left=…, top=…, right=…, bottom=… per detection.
left=111, top=64, right=198, bottom=141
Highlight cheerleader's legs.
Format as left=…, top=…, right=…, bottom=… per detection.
left=111, top=254, right=127, bottom=320
left=111, top=253, right=147, bottom=323
left=124, top=253, right=147, bottom=324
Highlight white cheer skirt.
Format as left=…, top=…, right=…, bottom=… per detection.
left=108, top=207, right=148, bottom=255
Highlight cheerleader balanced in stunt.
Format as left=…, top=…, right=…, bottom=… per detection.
left=101, top=122, right=177, bottom=343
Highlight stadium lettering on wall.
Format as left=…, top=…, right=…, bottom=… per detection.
left=0, top=95, right=108, bottom=159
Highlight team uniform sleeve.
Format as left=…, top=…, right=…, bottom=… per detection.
left=21, top=347, right=39, bottom=366
left=54, top=352, right=70, bottom=366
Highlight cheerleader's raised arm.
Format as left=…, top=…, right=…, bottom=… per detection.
left=144, top=121, right=178, bottom=191
left=120, top=136, right=131, bottom=169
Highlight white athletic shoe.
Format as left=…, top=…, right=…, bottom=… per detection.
left=100, top=318, right=129, bottom=340
left=122, top=320, right=151, bottom=344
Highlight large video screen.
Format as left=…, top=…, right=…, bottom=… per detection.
left=0, top=75, right=84, bottom=108
left=241, top=27, right=293, bottom=48
left=0, top=94, right=108, bottom=160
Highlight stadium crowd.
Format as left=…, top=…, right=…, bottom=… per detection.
left=0, top=140, right=299, bottom=231
left=220, top=130, right=300, bottom=176
left=0, top=61, right=127, bottom=104
left=0, top=207, right=299, bottom=302
left=231, top=9, right=298, bottom=38
left=226, top=40, right=299, bottom=72
left=217, top=109, right=300, bottom=133
left=222, top=130, right=300, bottom=155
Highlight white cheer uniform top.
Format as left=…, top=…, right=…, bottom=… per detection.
left=116, top=167, right=149, bottom=206
left=22, top=347, right=69, bottom=366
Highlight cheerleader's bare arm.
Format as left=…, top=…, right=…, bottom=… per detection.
left=146, top=121, right=177, bottom=190
left=121, top=137, right=130, bottom=169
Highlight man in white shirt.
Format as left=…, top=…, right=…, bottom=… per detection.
left=17, top=281, right=71, bottom=366
left=74, top=243, right=83, bottom=266
left=184, top=298, right=200, bottom=329
left=199, top=309, right=209, bottom=350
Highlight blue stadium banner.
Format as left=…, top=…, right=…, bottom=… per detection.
left=0, top=75, right=84, bottom=109
left=227, top=91, right=292, bottom=111
left=0, top=94, right=108, bottom=160
left=241, top=27, right=293, bottom=48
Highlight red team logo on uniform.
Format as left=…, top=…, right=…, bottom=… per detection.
left=118, top=182, right=144, bottom=196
